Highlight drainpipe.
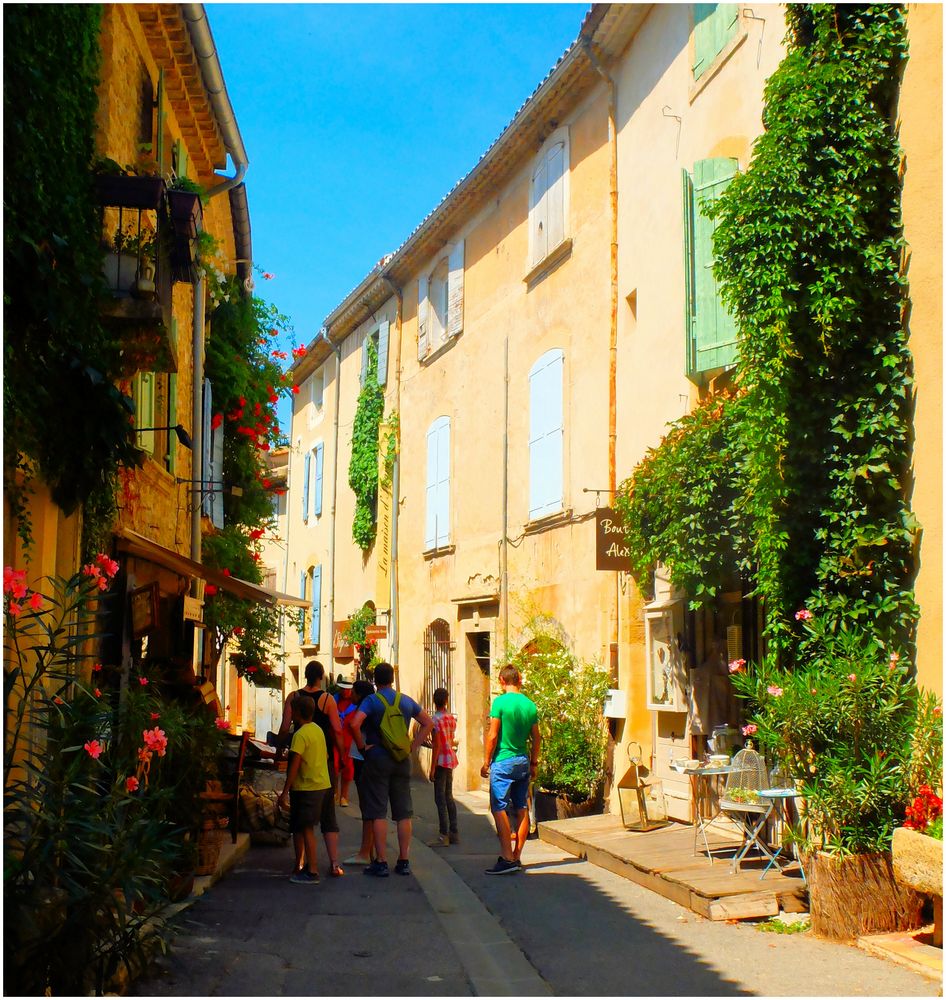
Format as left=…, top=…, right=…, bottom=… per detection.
left=502, top=335, right=510, bottom=654
left=318, top=327, right=343, bottom=675
left=190, top=272, right=206, bottom=562
left=382, top=277, right=404, bottom=672
left=181, top=5, right=249, bottom=197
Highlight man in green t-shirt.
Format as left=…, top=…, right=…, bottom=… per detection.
left=480, top=664, right=540, bottom=875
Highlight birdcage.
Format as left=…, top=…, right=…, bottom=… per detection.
left=720, top=747, right=769, bottom=808
left=617, top=742, right=670, bottom=832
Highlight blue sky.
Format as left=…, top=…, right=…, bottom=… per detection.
left=209, top=3, right=586, bottom=428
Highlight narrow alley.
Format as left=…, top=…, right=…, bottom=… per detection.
left=133, top=787, right=935, bottom=997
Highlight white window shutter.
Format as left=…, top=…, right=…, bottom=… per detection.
left=313, top=443, right=324, bottom=517
left=446, top=240, right=464, bottom=339
left=377, top=320, right=390, bottom=386
left=531, top=156, right=549, bottom=265
left=210, top=422, right=224, bottom=528
left=425, top=420, right=438, bottom=549
left=546, top=142, right=566, bottom=251
left=201, top=379, right=212, bottom=515
left=528, top=350, right=564, bottom=519
left=360, top=333, right=369, bottom=386
left=436, top=418, right=450, bottom=546
left=302, top=449, right=311, bottom=523
left=417, top=275, right=430, bottom=360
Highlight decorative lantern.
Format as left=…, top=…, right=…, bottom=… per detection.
left=617, top=742, right=670, bottom=832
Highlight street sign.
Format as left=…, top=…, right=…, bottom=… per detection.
left=595, top=506, right=632, bottom=571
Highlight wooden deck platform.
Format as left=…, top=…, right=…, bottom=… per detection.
left=538, top=813, right=808, bottom=921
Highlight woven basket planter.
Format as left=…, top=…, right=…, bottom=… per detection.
left=195, top=828, right=225, bottom=876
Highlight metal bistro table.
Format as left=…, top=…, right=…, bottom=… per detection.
left=758, top=787, right=805, bottom=882
left=673, top=762, right=736, bottom=862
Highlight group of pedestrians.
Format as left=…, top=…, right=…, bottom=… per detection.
left=277, top=659, right=540, bottom=883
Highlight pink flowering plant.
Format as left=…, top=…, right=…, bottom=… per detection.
left=729, top=610, right=942, bottom=856
left=4, top=562, right=226, bottom=994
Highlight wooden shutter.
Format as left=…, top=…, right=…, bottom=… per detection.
left=302, top=449, right=311, bottom=523
left=446, top=241, right=464, bottom=339
left=377, top=319, right=390, bottom=386
left=425, top=416, right=450, bottom=549
left=546, top=142, right=566, bottom=251
left=692, top=158, right=739, bottom=374
left=310, top=565, right=321, bottom=645
left=135, top=372, right=156, bottom=454
left=417, top=275, right=430, bottom=360
left=360, top=333, right=370, bottom=386
left=529, top=350, right=564, bottom=520
left=166, top=373, right=178, bottom=474
left=313, top=443, right=324, bottom=517
left=531, top=155, right=549, bottom=265
left=299, top=571, right=307, bottom=644
left=693, top=4, right=739, bottom=80
left=200, top=379, right=212, bottom=514
left=210, top=422, right=224, bottom=529
left=682, top=168, right=697, bottom=377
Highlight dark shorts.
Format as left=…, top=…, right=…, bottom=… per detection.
left=490, top=755, right=530, bottom=813
left=318, top=767, right=339, bottom=834
left=360, top=753, right=413, bottom=822
left=289, top=788, right=327, bottom=833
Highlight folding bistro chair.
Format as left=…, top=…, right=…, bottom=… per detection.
left=719, top=748, right=777, bottom=874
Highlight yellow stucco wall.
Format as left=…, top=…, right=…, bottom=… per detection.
left=900, top=4, right=942, bottom=699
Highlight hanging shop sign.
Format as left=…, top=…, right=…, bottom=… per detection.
left=130, top=582, right=160, bottom=638
left=333, top=620, right=354, bottom=659
left=183, top=595, right=204, bottom=624
left=595, top=506, right=632, bottom=571
left=365, top=624, right=388, bottom=643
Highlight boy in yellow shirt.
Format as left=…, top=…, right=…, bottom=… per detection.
left=277, top=694, right=331, bottom=884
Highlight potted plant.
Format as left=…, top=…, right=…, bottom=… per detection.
left=730, top=612, right=943, bottom=940
left=167, top=176, right=204, bottom=239
left=510, top=614, right=609, bottom=821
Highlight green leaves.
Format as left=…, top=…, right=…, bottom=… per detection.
left=348, top=339, right=385, bottom=551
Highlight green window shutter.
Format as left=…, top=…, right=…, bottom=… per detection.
left=693, top=4, right=739, bottom=80
left=690, top=157, right=739, bottom=376
left=166, top=372, right=178, bottom=474
left=682, top=168, right=697, bottom=378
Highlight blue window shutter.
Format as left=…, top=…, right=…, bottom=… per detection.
left=299, top=571, right=307, bottom=644
left=313, top=444, right=324, bottom=517
left=692, top=157, right=739, bottom=375
left=377, top=321, right=390, bottom=386
left=682, top=168, right=697, bottom=377
left=693, top=4, right=739, bottom=80
left=360, top=333, right=369, bottom=386
left=529, top=350, right=564, bottom=520
left=311, top=565, right=322, bottom=644
left=210, top=422, right=224, bottom=529
left=302, top=449, right=311, bottom=523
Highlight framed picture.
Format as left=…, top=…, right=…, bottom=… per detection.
left=130, top=582, right=159, bottom=639
left=645, top=601, right=687, bottom=712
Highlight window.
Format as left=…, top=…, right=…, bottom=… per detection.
left=692, top=4, right=739, bottom=80
left=425, top=416, right=451, bottom=550
left=359, top=320, right=392, bottom=386
left=528, top=349, right=564, bottom=520
left=417, top=241, right=464, bottom=360
left=529, top=129, right=569, bottom=270
left=308, top=368, right=325, bottom=429
left=682, top=157, right=739, bottom=379
left=312, top=443, right=324, bottom=518
left=134, top=371, right=156, bottom=454
left=423, top=619, right=453, bottom=712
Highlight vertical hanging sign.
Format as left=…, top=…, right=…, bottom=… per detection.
left=595, top=506, right=632, bottom=571
left=375, top=421, right=394, bottom=611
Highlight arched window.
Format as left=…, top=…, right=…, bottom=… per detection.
left=423, top=618, right=453, bottom=712
left=528, top=349, right=564, bottom=519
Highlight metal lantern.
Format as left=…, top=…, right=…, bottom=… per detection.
left=618, top=743, right=670, bottom=832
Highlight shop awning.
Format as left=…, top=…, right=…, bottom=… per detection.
left=115, top=528, right=309, bottom=608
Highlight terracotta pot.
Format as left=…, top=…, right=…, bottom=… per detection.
left=805, top=849, right=924, bottom=941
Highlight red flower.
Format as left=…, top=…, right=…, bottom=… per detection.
left=268, top=394, right=278, bottom=404
left=211, top=412, right=223, bottom=431
left=204, top=583, right=218, bottom=596
left=247, top=666, right=257, bottom=673
left=139, top=676, right=149, bottom=686
left=94, top=688, right=102, bottom=698
left=142, top=727, right=168, bottom=757
left=92, top=663, right=102, bottom=672
left=275, top=489, right=286, bottom=496
left=259, top=442, right=270, bottom=452
left=238, top=396, right=246, bottom=407
left=249, top=529, right=265, bottom=540
left=150, top=712, right=161, bottom=721
left=126, top=776, right=140, bottom=792
left=8, top=601, right=22, bottom=617
left=84, top=740, right=104, bottom=760
left=263, top=272, right=275, bottom=280
left=215, top=718, right=230, bottom=730
left=222, top=568, right=231, bottom=577
left=233, top=627, right=244, bottom=637
left=28, top=591, right=43, bottom=610
left=291, top=385, right=300, bottom=395
left=262, top=479, right=272, bottom=489
left=53, top=696, right=63, bottom=705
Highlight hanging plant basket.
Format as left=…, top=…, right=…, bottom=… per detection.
left=167, top=189, right=202, bottom=239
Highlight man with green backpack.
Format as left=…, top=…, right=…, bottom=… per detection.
left=349, top=662, right=433, bottom=877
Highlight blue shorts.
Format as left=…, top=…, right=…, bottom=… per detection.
left=489, top=755, right=530, bottom=813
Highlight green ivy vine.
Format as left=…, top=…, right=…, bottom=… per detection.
left=4, top=5, right=140, bottom=555
left=348, top=339, right=385, bottom=550
left=617, top=4, right=917, bottom=657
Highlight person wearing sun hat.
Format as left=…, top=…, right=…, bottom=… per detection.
left=333, top=674, right=356, bottom=806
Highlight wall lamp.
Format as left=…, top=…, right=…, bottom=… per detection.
left=138, top=424, right=193, bottom=449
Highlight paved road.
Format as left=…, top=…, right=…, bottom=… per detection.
left=134, top=781, right=936, bottom=997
